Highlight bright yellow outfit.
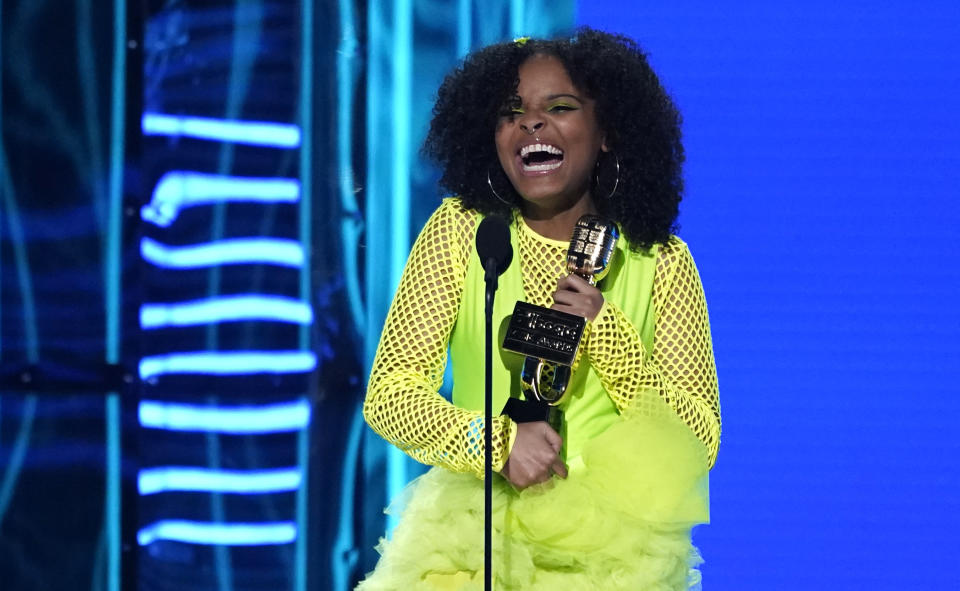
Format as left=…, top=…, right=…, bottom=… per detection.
left=359, top=199, right=721, bottom=590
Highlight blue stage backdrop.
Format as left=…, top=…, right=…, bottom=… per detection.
left=578, top=2, right=960, bottom=588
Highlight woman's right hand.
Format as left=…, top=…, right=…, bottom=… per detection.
left=500, top=421, right=567, bottom=489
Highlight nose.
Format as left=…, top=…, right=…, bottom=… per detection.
left=519, top=118, right=544, bottom=135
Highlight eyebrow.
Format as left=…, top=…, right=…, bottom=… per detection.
left=545, top=93, right=584, bottom=103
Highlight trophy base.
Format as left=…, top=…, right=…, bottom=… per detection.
left=501, top=397, right=563, bottom=434
left=502, top=301, right=585, bottom=366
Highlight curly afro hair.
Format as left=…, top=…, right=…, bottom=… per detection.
left=423, top=27, right=685, bottom=249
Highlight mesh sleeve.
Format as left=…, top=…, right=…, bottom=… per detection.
left=586, top=238, right=722, bottom=467
left=362, top=200, right=516, bottom=477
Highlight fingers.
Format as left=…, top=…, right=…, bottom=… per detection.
left=557, top=274, right=590, bottom=292
left=552, top=275, right=603, bottom=321
left=540, top=422, right=563, bottom=452
left=530, top=424, right=564, bottom=482
left=541, top=425, right=566, bottom=478
left=500, top=422, right=567, bottom=489
left=550, top=288, right=580, bottom=306
left=551, top=456, right=568, bottom=479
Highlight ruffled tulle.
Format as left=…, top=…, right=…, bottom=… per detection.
left=357, top=391, right=710, bottom=591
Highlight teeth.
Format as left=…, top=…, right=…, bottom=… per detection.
left=522, top=161, right=563, bottom=172
left=520, top=143, right=563, bottom=157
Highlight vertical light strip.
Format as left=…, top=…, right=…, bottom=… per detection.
left=457, top=0, right=472, bottom=57
left=365, top=0, right=389, bottom=539
left=105, top=397, right=121, bottom=591
left=337, top=0, right=365, bottom=337
left=364, top=0, right=383, bottom=369
left=296, top=0, right=314, bottom=589
left=510, top=0, right=525, bottom=37
left=105, top=0, right=127, bottom=589
left=391, top=0, right=412, bottom=285
left=106, top=0, right=125, bottom=372
left=298, top=1, right=313, bottom=354
left=387, top=0, right=414, bottom=532
left=333, top=1, right=362, bottom=588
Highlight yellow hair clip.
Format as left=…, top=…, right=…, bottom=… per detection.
left=513, top=36, right=530, bottom=46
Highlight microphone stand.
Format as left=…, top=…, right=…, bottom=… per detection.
left=482, top=256, right=498, bottom=591
left=476, top=214, right=511, bottom=589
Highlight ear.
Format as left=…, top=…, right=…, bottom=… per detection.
left=600, top=135, right=611, bottom=153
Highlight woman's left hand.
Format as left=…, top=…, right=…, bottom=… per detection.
left=551, top=274, right=603, bottom=321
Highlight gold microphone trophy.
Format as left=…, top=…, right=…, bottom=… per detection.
left=501, top=215, right=619, bottom=432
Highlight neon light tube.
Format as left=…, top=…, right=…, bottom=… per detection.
left=138, top=467, right=301, bottom=495
left=141, top=237, right=304, bottom=269
left=138, top=351, right=317, bottom=379
left=137, top=520, right=296, bottom=546
left=141, top=171, right=300, bottom=227
left=142, top=113, right=301, bottom=148
left=138, top=399, right=311, bottom=434
left=140, top=295, right=313, bottom=328
left=106, top=0, right=127, bottom=587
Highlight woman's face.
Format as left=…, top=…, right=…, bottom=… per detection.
left=495, top=54, right=607, bottom=213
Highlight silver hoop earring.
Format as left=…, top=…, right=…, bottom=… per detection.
left=487, top=168, right=514, bottom=208
left=594, top=152, right=621, bottom=200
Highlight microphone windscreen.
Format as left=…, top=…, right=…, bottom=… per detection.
left=476, top=216, right=513, bottom=277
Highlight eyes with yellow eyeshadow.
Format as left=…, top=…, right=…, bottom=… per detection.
left=501, top=99, right=581, bottom=118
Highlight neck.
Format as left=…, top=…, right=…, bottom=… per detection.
left=521, top=194, right=597, bottom=241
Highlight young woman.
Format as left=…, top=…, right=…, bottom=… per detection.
left=359, top=28, right=721, bottom=590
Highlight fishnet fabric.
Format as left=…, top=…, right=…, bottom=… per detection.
left=517, top=222, right=566, bottom=308
left=587, top=238, right=721, bottom=467
left=364, top=200, right=721, bottom=478
left=364, top=200, right=512, bottom=478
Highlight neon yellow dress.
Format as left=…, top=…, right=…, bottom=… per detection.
left=359, top=199, right=721, bottom=590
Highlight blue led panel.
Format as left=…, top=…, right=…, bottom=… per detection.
left=142, top=113, right=302, bottom=148
left=140, top=237, right=305, bottom=269
left=140, top=295, right=313, bottom=328
left=139, top=467, right=302, bottom=495
left=138, top=399, right=311, bottom=433
left=137, top=520, right=297, bottom=546
left=141, top=171, right=300, bottom=228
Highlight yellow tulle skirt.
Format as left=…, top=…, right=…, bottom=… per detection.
left=357, top=392, right=710, bottom=590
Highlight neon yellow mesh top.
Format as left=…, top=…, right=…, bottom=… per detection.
left=364, top=199, right=721, bottom=478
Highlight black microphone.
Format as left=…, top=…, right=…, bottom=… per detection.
left=474, top=214, right=512, bottom=591
left=476, top=215, right=513, bottom=285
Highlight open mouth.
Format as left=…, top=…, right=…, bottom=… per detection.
left=519, top=143, right=564, bottom=173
